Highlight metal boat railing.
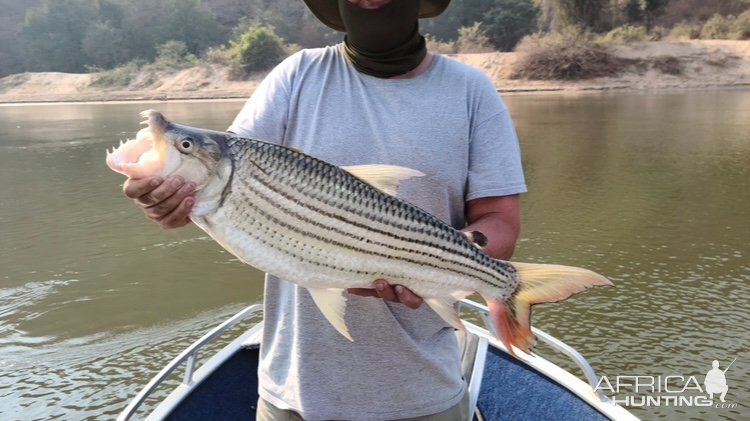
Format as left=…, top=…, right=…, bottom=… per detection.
left=120, top=300, right=609, bottom=419
left=117, top=304, right=264, bottom=421
left=457, top=299, right=607, bottom=401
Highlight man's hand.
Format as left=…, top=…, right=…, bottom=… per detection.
left=348, top=280, right=423, bottom=309
left=123, top=175, right=195, bottom=229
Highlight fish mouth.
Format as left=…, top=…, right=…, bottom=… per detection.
left=105, top=110, right=171, bottom=179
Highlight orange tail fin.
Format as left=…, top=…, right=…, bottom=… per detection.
left=484, top=263, right=613, bottom=357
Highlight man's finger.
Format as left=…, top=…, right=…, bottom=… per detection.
left=347, top=288, right=380, bottom=297
left=395, top=285, right=423, bottom=309
left=136, top=176, right=185, bottom=207
left=123, top=176, right=162, bottom=200
left=157, top=197, right=194, bottom=229
left=144, top=182, right=195, bottom=220
left=373, top=279, right=397, bottom=302
left=348, top=282, right=424, bottom=309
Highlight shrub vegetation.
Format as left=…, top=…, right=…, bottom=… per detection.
left=425, top=35, right=456, bottom=54
left=598, top=25, right=648, bottom=44
left=482, top=0, right=539, bottom=51
left=667, top=22, right=701, bottom=40
left=456, top=23, right=495, bottom=53
left=732, top=10, right=750, bottom=39
left=512, top=28, right=629, bottom=80
left=230, top=25, right=288, bottom=76
left=89, top=60, right=144, bottom=87
left=150, top=41, right=198, bottom=71
left=700, top=14, right=734, bottom=39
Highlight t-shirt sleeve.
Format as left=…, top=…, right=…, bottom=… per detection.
left=466, top=81, right=527, bottom=201
left=227, top=52, right=300, bottom=142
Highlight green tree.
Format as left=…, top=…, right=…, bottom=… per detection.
left=121, top=0, right=219, bottom=62
left=152, top=40, right=198, bottom=69
left=205, top=0, right=264, bottom=33
left=422, top=0, right=498, bottom=41
left=484, top=0, right=540, bottom=51
left=231, top=25, right=287, bottom=75
left=96, top=0, right=125, bottom=26
left=0, top=0, right=40, bottom=76
left=624, top=0, right=644, bottom=23
left=162, top=0, right=220, bottom=53
left=559, top=0, right=607, bottom=29
left=82, top=21, right=128, bottom=69
left=250, top=0, right=340, bottom=47
left=659, top=0, right=750, bottom=27
left=535, top=0, right=607, bottom=30
left=20, top=0, right=97, bottom=72
left=639, top=0, right=668, bottom=31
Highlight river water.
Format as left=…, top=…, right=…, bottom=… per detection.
left=0, top=92, right=747, bottom=420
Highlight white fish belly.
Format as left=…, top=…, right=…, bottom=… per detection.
left=200, top=203, right=479, bottom=298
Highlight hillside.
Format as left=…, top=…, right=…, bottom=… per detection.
left=1, top=40, right=749, bottom=104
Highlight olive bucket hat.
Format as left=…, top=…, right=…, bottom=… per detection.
left=304, top=0, right=451, bottom=31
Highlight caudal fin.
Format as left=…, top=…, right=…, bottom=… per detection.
left=483, top=263, right=612, bottom=357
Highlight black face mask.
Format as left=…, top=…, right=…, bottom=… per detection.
left=339, top=0, right=427, bottom=78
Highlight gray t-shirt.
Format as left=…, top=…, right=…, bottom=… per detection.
left=229, top=45, right=526, bottom=420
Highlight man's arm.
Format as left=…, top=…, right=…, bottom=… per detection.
left=464, top=194, right=521, bottom=260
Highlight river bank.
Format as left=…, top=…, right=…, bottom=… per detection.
left=1, top=40, right=749, bottom=104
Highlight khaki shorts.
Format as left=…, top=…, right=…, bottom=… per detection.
left=256, top=391, right=469, bottom=421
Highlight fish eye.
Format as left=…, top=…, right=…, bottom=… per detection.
left=178, top=138, right=194, bottom=153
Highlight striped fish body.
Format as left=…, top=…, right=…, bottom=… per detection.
left=196, top=137, right=518, bottom=301
left=106, top=110, right=613, bottom=355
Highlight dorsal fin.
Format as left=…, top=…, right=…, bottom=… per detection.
left=286, top=146, right=305, bottom=155
left=342, top=164, right=424, bottom=196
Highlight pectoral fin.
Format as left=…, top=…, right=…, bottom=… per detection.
left=307, top=287, right=353, bottom=341
left=424, top=296, right=466, bottom=331
left=342, top=164, right=424, bottom=196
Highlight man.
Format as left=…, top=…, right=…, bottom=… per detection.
left=123, top=0, right=526, bottom=419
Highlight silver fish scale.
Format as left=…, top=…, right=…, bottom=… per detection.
left=210, top=137, right=518, bottom=299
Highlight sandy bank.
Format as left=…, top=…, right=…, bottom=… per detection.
left=1, top=40, right=749, bottom=104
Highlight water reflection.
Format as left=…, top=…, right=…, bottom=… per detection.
left=507, top=91, right=749, bottom=421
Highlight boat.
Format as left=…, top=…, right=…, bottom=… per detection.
left=118, top=300, right=638, bottom=420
